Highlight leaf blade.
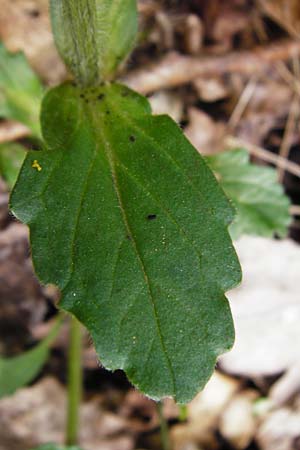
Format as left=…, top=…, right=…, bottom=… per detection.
left=0, top=44, right=43, bottom=137
left=0, top=317, right=62, bottom=399
left=11, top=83, right=241, bottom=403
left=206, top=149, right=291, bottom=239
left=0, top=142, right=26, bottom=189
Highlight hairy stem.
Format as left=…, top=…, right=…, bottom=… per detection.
left=157, top=401, right=171, bottom=450
left=66, top=315, right=83, bottom=446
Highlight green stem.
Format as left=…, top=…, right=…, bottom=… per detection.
left=157, top=401, right=171, bottom=450
left=179, top=404, right=188, bottom=422
left=66, top=315, right=83, bottom=446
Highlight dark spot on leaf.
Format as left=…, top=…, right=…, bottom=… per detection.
left=98, top=94, right=105, bottom=101
left=129, top=135, right=136, bottom=142
left=147, top=214, right=157, bottom=221
left=106, top=110, right=110, bottom=115
left=126, top=235, right=132, bottom=240
left=80, top=94, right=85, bottom=99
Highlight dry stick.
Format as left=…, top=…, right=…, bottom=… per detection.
left=279, top=62, right=300, bottom=164
left=258, top=1, right=300, bottom=41
left=278, top=94, right=299, bottom=182
left=292, top=53, right=300, bottom=80
left=225, top=136, right=300, bottom=179
left=124, top=39, right=300, bottom=94
left=156, top=11, right=175, bottom=50
left=276, top=53, right=300, bottom=182
left=276, top=61, right=300, bottom=97
left=227, top=75, right=258, bottom=132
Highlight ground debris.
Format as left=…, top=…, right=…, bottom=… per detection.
left=0, top=0, right=66, bottom=84
left=0, top=377, right=134, bottom=450
left=1, top=1, right=300, bottom=450
left=257, top=408, right=300, bottom=450
left=124, top=40, right=300, bottom=94
left=219, top=390, right=259, bottom=449
left=221, top=236, right=300, bottom=378
left=171, top=372, right=240, bottom=450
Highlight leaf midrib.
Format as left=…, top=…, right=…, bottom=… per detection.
left=94, top=109, right=177, bottom=396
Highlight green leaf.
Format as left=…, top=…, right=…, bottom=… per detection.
left=0, top=317, right=62, bottom=398
left=0, top=44, right=43, bottom=137
left=11, top=83, right=241, bottom=403
left=50, top=0, right=138, bottom=85
left=30, top=445, right=83, bottom=450
left=206, top=149, right=291, bottom=239
left=0, top=142, right=26, bottom=189
left=30, top=445, right=82, bottom=450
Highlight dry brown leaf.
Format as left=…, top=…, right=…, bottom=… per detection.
left=259, top=0, right=300, bottom=38
left=257, top=408, right=300, bottom=450
left=119, top=390, right=157, bottom=432
left=220, top=236, right=300, bottom=378
left=219, top=390, right=259, bottom=449
left=184, top=108, right=225, bottom=155
left=232, top=79, right=294, bottom=144
left=181, top=14, right=204, bottom=55
left=193, top=76, right=230, bottom=102
left=269, top=362, right=300, bottom=407
left=171, top=372, right=240, bottom=450
left=211, top=9, right=250, bottom=50
left=188, top=372, right=241, bottom=425
left=0, top=0, right=66, bottom=84
left=0, top=223, right=46, bottom=354
left=149, top=91, right=183, bottom=122
left=124, top=40, right=300, bottom=94
left=0, top=377, right=134, bottom=450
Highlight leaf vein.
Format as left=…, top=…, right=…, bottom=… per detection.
left=98, top=122, right=177, bottom=397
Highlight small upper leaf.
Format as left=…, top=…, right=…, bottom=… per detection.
left=0, top=142, right=26, bottom=189
left=0, top=318, right=61, bottom=398
left=206, top=149, right=291, bottom=239
left=0, top=44, right=43, bottom=137
left=11, top=83, right=241, bottom=403
left=50, top=0, right=138, bottom=85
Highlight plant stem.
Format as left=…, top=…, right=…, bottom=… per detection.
left=178, top=404, right=188, bottom=422
left=157, top=401, right=171, bottom=450
left=66, top=315, right=83, bottom=446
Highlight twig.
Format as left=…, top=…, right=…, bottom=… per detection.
left=228, top=75, right=258, bottom=131
left=276, top=62, right=300, bottom=98
left=124, top=39, right=300, bottom=94
left=278, top=95, right=299, bottom=182
left=225, top=136, right=300, bottom=179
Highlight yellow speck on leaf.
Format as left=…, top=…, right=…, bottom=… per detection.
left=32, top=160, right=42, bottom=172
